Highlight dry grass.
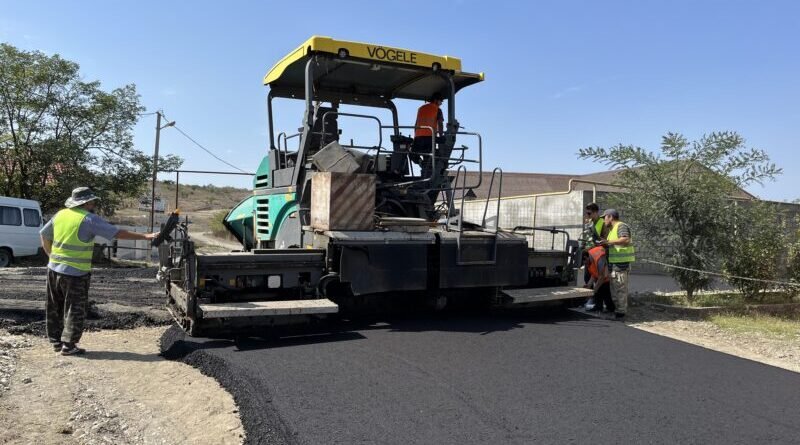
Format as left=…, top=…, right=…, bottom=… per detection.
left=709, top=313, right=800, bottom=339
left=637, top=291, right=798, bottom=308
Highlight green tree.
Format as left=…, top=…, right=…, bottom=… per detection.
left=0, top=43, right=182, bottom=215
left=578, top=132, right=780, bottom=301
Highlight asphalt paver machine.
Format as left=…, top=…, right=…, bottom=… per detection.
left=158, top=37, right=591, bottom=336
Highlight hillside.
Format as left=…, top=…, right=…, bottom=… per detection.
left=111, top=181, right=251, bottom=251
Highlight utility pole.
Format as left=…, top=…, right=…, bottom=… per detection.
left=150, top=111, right=162, bottom=233
left=150, top=111, right=175, bottom=232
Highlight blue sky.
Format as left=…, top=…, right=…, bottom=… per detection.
left=2, top=0, right=798, bottom=201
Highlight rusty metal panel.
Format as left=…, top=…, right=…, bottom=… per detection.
left=311, top=172, right=375, bottom=231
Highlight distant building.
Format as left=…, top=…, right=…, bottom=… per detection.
left=454, top=170, right=796, bottom=274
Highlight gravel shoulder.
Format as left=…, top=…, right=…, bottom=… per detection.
left=0, top=326, right=244, bottom=444
left=624, top=303, right=800, bottom=373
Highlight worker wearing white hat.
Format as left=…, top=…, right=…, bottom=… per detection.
left=39, top=187, right=158, bottom=355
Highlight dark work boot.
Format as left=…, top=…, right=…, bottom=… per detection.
left=614, top=312, right=626, bottom=320
left=61, top=343, right=86, bottom=356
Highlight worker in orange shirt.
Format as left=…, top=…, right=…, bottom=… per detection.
left=582, top=245, right=615, bottom=313
left=412, top=92, right=444, bottom=178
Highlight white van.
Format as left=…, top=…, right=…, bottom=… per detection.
left=0, top=197, right=43, bottom=267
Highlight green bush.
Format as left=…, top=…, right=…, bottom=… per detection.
left=787, top=228, right=800, bottom=297
left=209, top=210, right=230, bottom=239
left=723, top=202, right=787, bottom=301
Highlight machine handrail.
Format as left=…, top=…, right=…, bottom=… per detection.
left=276, top=131, right=301, bottom=168
left=481, top=167, right=503, bottom=233
left=446, top=165, right=468, bottom=232
left=321, top=111, right=383, bottom=155
left=419, top=131, right=484, bottom=193
left=510, top=226, right=572, bottom=251
left=377, top=125, right=436, bottom=188
left=457, top=165, right=470, bottom=233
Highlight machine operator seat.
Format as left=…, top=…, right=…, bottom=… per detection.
left=309, top=105, right=339, bottom=153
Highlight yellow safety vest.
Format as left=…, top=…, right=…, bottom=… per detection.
left=607, top=221, right=635, bottom=264
left=50, top=208, right=94, bottom=272
left=593, top=218, right=604, bottom=239
left=584, top=218, right=605, bottom=248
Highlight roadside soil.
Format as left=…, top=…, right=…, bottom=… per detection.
left=625, top=303, right=800, bottom=373
left=0, top=266, right=244, bottom=444
left=0, top=327, right=244, bottom=444
left=0, top=266, right=162, bottom=307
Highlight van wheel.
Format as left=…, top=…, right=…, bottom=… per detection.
left=0, top=248, right=11, bottom=267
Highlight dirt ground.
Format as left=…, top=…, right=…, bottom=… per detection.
left=0, top=327, right=243, bottom=444
left=0, top=266, right=243, bottom=444
left=0, top=266, right=162, bottom=307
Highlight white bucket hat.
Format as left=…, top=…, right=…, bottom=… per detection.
left=64, top=187, right=100, bottom=208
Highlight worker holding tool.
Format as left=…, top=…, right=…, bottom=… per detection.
left=412, top=92, right=444, bottom=178
left=582, top=246, right=614, bottom=313
left=599, top=209, right=635, bottom=320
left=580, top=203, right=607, bottom=309
left=39, top=187, right=158, bottom=355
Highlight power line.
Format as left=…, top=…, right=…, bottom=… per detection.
left=171, top=125, right=248, bottom=173
left=144, top=110, right=248, bottom=174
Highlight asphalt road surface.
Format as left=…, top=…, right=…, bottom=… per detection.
left=163, top=309, right=800, bottom=445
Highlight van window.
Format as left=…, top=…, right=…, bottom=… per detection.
left=0, top=206, right=22, bottom=226
left=23, top=208, right=41, bottom=227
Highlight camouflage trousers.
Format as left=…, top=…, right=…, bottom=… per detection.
left=610, top=266, right=630, bottom=315
left=46, top=269, right=91, bottom=344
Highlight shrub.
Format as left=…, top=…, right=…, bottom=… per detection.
left=723, top=202, right=787, bottom=301
left=209, top=210, right=230, bottom=239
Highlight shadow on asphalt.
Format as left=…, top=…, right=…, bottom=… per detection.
left=161, top=306, right=612, bottom=356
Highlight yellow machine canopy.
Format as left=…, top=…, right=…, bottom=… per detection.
left=263, top=36, right=484, bottom=101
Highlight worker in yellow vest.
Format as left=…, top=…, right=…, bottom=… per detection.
left=39, top=187, right=158, bottom=355
left=600, top=209, right=635, bottom=320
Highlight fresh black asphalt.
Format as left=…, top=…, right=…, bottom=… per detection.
left=161, top=309, right=800, bottom=445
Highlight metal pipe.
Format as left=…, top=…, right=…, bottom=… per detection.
left=465, top=178, right=619, bottom=206
left=162, top=169, right=254, bottom=176
left=175, top=171, right=179, bottom=210
left=387, top=101, right=400, bottom=137
left=267, top=92, right=275, bottom=150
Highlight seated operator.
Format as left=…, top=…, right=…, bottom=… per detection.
left=412, top=92, right=444, bottom=178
